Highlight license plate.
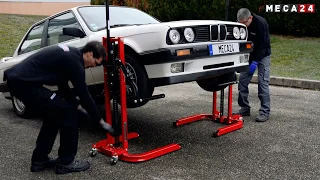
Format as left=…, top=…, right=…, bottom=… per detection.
left=208, top=43, right=240, bottom=56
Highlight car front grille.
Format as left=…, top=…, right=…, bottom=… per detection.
left=194, top=26, right=210, bottom=42
left=210, top=24, right=248, bottom=41
left=166, top=24, right=246, bottom=45
left=210, top=25, right=227, bottom=41
left=220, top=25, right=227, bottom=40
left=196, top=24, right=246, bottom=42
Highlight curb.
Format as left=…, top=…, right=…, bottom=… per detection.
left=236, top=73, right=320, bottom=90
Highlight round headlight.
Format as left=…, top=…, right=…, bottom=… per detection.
left=169, top=29, right=180, bottom=44
left=184, top=28, right=195, bottom=42
left=240, top=28, right=246, bottom=39
left=233, top=27, right=240, bottom=39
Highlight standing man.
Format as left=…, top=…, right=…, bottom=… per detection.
left=4, top=41, right=115, bottom=174
left=235, top=8, right=271, bottom=122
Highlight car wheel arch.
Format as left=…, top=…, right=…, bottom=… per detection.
left=123, top=44, right=150, bottom=79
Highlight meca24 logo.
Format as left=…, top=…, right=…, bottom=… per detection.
left=265, top=4, right=315, bottom=13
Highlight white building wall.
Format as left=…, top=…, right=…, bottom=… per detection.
left=0, top=0, right=91, bottom=16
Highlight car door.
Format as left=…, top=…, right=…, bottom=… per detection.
left=13, top=21, right=47, bottom=64
left=45, top=11, right=94, bottom=86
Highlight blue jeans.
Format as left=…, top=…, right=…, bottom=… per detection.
left=238, top=55, right=271, bottom=116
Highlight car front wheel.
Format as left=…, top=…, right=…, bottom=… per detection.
left=125, top=54, right=154, bottom=108
left=196, top=72, right=237, bottom=92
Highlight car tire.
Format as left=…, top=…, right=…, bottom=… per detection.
left=196, top=72, right=237, bottom=92
left=11, top=96, right=32, bottom=118
left=125, top=54, right=154, bottom=108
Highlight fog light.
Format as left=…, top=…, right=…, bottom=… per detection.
left=244, top=54, right=249, bottom=62
left=171, top=63, right=184, bottom=73
left=240, top=55, right=249, bottom=63
left=239, top=56, right=244, bottom=63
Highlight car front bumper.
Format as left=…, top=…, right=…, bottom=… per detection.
left=139, top=41, right=253, bottom=87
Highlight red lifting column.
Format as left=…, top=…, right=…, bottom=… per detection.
left=173, top=84, right=244, bottom=137
left=90, top=37, right=181, bottom=164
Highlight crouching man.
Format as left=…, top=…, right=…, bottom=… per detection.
left=4, top=41, right=114, bottom=174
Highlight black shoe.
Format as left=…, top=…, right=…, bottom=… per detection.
left=255, top=115, right=269, bottom=122
left=31, top=158, right=58, bottom=172
left=56, top=160, right=91, bottom=174
left=233, top=108, right=250, bottom=116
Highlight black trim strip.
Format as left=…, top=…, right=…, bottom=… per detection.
left=203, top=62, right=234, bottom=70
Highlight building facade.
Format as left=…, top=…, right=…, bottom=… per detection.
left=0, top=0, right=90, bottom=16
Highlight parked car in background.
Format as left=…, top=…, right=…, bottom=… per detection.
left=0, top=5, right=253, bottom=118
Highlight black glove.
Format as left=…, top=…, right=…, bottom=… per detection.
left=248, top=61, right=258, bottom=75
left=99, top=120, right=115, bottom=136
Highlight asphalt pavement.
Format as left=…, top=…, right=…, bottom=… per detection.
left=0, top=82, right=319, bottom=180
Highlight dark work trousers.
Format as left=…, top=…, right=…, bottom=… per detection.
left=238, top=55, right=271, bottom=116
left=6, top=80, right=79, bottom=165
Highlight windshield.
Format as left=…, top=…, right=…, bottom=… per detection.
left=77, top=6, right=160, bottom=31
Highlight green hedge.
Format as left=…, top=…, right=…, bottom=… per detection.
left=91, top=0, right=320, bottom=37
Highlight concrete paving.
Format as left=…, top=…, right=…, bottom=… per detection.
left=0, top=82, right=319, bottom=180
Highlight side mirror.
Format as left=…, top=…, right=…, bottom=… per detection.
left=63, top=27, right=86, bottom=38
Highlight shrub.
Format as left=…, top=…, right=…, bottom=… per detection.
left=91, top=0, right=320, bottom=37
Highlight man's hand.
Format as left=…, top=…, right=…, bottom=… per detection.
left=77, top=104, right=83, bottom=110
left=77, top=105, right=90, bottom=120
left=99, top=119, right=115, bottom=136
left=248, top=61, right=258, bottom=75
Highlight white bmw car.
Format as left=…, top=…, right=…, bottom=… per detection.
left=0, top=5, right=253, bottom=117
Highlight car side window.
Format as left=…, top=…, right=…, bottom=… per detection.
left=47, top=12, right=84, bottom=46
left=19, top=23, right=45, bottom=55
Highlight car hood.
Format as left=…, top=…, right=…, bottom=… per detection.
left=92, top=20, right=243, bottom=39
left=159, top=20, right=242, bottom=27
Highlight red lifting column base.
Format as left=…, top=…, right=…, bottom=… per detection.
left=92, top=132, right=181, bottom=163
left=174, top=84, right=244, bottom=137
left=91, top=37, right=180, bottom=165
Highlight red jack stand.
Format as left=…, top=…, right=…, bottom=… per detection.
left=90, top=37, right=181, bottom=164
left=173, top=83, right=244, bottom=137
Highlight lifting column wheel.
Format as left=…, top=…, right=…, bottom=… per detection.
left=111, top=155, right=118, bottom=165
left=90, top=147, right=98, bottom=157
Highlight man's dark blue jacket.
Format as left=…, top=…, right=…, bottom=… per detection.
left=247, top=13, right=271, bottom=62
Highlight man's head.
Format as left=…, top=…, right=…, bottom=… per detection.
left=81, top=41, right=106, bottom=68
left=237, top=8, right=253, bottom=27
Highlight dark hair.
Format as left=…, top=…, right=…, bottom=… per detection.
left=81, top=41, right=106, bottom=60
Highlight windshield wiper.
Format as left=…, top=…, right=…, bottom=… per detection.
left=111, top=24, right=137, bottom=27
left=97, top=24, right=143, bottom=31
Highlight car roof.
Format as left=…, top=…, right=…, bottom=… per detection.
left=33, top=5, right=135, bottom=26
